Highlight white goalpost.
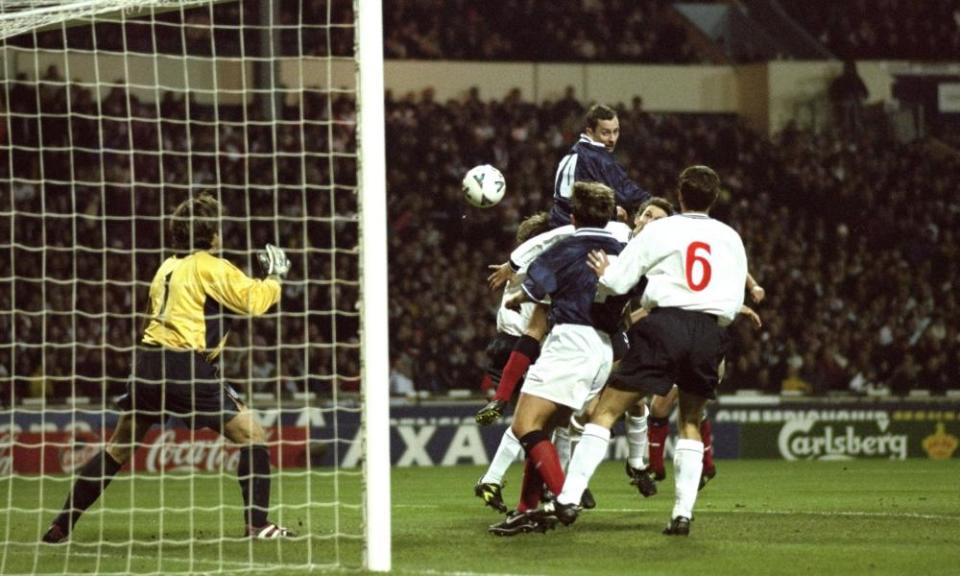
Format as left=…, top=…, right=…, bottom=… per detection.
left=0, top=0, right=390, bottom=573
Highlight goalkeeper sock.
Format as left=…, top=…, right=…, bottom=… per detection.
left=53, top=450, right=123, bottom=531
left=238, top=445, right=272, bottom=527
left=492, top=335, right=540, bottom=402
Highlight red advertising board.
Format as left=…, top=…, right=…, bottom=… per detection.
left=0, top=427, right=309, bottom=475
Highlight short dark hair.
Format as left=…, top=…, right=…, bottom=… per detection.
left=170, top=193, right=222, bottom=251
left=639, top=196, right=676, bottom=217
left=516, top=212, right=551, bottom=243
left=571, top=181, right=615, bottom=228
left=677, top=165, right=720, bottom=212
left=585, top=104, right=617, bottom=132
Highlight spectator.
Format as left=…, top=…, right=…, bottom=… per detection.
left=828, top=60, right=869, bottom=136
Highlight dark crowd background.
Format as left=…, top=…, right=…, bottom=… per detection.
left=1, top=0, right=959, bottom=405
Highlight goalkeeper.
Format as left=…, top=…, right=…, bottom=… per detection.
left=43, top=193, right=294, bottom=542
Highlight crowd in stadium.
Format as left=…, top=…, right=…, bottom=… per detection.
left=782, top=0, right=960, bottom=60
left=384, top=89, right=960, bottom=398
left=383, top=0, right=701, bottom=63
left=3, top=3, right=960, bottom=404
left=1, top=66, right=363, bottom=403
left=10, top=0, right=960, bottom=64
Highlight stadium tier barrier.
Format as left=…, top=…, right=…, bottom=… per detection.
left=3, top=397, right=957, bottom=474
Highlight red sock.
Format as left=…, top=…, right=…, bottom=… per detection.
left=700, top=418, right=714, bottom=471
left=648, top=416, right=669, bottom=475
left=517, top=458, right=543, bottom=512
left=493, top=336, right=540, bottom=402
left=520, top=432, right=565, bottom=496
left=479, top=373, right=494, bottom=395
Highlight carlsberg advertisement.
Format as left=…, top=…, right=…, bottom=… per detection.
left=716, top=404, right=960, bottom=461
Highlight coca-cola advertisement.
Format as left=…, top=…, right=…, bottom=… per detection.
left=2, top=427, right=309, bottom=475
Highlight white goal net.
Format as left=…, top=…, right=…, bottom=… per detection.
left=0, top=0, right=390, bottom=573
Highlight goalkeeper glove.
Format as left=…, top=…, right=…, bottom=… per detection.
left=257, top=243, right=291, bottom=279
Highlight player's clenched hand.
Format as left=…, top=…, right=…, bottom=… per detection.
left=749, top=284, right=766, bottom=303
left=487, top=262, right=515, bottom=291
left=503, top=292, right=524, bottom=312
left=739, top=304, right=762, bottom=329
left=586, top=250, right=609, bottom=278
left=257, top=243, right=291, bottom=278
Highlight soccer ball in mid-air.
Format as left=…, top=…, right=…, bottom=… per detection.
left=462, top=164, right=506, bottom=208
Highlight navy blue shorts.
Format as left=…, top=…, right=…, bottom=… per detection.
left=116, top=346, right=244, bottom=431
left=608, top=308, right=729, bottom=400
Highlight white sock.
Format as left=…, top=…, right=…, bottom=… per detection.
left=672, top=438, right=704, bottom=520
left=626, top=407, right=649, bottom=470
left=567, top=418, right=583, bottom=470
left=557, top=416, right=585, bottom=471
left=554, top=426, right=572, bottom=471
left=480, top=428, right=522, bottom=485
left=557, top=423, right=609, bottom=506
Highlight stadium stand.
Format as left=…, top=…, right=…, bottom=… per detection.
left=780, top=0, right=960, bottom=61
left=3, top=68, right=958, bottom=403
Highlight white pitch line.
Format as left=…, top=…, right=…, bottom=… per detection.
left=588, top=508, right=960, bottom=521
left=397, top=503, right=959, bottom=521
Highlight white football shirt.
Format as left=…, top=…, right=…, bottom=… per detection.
left=500, top=221, right=629, bottom=335
left=496, top=273, right=535, bottom=336
left=509, top=221, right=631, bottom=271
left=599, top=212, right=747, bottom=325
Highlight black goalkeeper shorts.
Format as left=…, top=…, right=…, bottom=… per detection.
left=608, top=308, right=729, bottom=400
left=116, top=346, right=244, bottom=431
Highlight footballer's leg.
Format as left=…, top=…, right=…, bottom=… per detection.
left=698, top=417, right=716, bottom=490
left=664, top=389, right=708, bottom=536
left=511, top=394, right=567, bottom=512
left=43, top=411, right=153, bottom=543
left=476, top=306, right=548, bottom=424
left=647, top=386, right=677, bottom=481
left=549, top=386, right=640, bottom=525
left=223, top=406, right=294, bottom=539
left=624, top=401, right=657, bottom=497
left=475, top=427, right=520, bottom=513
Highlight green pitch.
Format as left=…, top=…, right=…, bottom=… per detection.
left=2, top=460, right=958, bottom=575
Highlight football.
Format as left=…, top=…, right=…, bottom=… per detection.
left=462, top=164, right=506, bottom=208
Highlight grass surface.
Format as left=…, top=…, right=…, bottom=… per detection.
left=2, top=460, right=959, bottom=575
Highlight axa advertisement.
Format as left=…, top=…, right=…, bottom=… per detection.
left=1, top=401, right=958, bottom=474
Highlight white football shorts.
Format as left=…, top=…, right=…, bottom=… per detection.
left=522, top=324, right=613, bottom=410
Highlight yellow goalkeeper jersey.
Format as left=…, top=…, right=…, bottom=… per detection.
left=142, top=251, right=281, bottom=361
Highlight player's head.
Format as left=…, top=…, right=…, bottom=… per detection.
left=516, top=211, right=551, bottom=244
left=570, top=181, right=615, bottom=229
left=584, top=104, right=620, bottom=152
left=633, top=197, right=675, bottom=232
left=170, top=193, right=223, bottom=252
left=677, top=165, right=720, bottom=212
